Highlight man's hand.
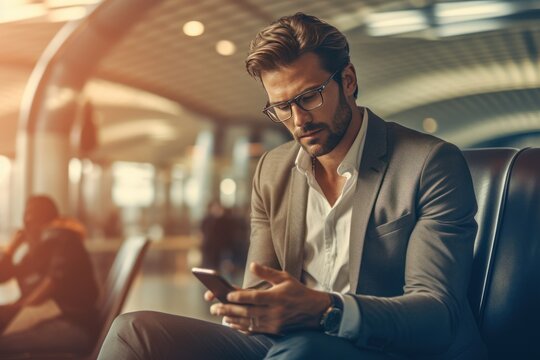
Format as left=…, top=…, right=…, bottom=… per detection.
left=0, top=303, right=21, bottom=334
left=209, top=262, right=331, bottom=335
left=203, top=285, right=240, bottom=303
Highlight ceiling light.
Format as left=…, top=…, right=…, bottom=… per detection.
left=46, top=0, right=100, bottom=7
left=216, top=40, right=236, bottom=56
left=183, top=20, right=204, bottom=37
left=436, top=1, right=516, bottom=24
left=0, top=3, right=46, bottom=24
left=359, top=0, right=536, bottom=39
left=423, top=117, right=438, bottom=133
left=366, top=10, right=428, bottom=36
left=436, top=19, right=503, bottom=37
left=47, top=6, right=88, bottom=22
left=0, top=1, right=100, bottom=24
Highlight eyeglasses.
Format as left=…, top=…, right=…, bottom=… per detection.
left=262, top=69, right=341, bottom=123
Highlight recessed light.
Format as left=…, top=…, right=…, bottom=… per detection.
left=423, top=117, right=438, bottom=133
left=47, top=6, right=88, bottom=22
left=183, top=21, right=204, bottom=37
left=216, top=40, right=236, bottom=56
left=46, top=0, right=101, bottom=7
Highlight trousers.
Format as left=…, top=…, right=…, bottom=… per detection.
left=97, top=311, right=398, bottom=360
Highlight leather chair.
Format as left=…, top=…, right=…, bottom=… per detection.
left=4, top=149, right=538, bottom=360
left=87, top=236, right=150, bottom=360
left=464, top=148, right=540, bottom=359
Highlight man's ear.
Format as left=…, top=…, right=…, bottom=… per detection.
left=341, top=63, right=358, bottom=97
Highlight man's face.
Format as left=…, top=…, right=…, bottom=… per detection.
left=23, top=204, right=48, bottom=238
left=261, top=53, right=352, bottom=158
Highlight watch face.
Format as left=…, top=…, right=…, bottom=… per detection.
left=324, top=308, right=342, bottom=333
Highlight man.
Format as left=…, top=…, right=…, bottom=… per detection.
left=98, top=13, right=486, bottom=359
left=0, top=195, right=99, bottom=355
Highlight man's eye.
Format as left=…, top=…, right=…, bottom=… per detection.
left=300, top=92, right=318, bottom=102
left=275, top=104, right=290, bottom=111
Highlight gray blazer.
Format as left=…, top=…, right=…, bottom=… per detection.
left=244, top=110, right=486, bottom=359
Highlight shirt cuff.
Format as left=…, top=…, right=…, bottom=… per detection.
left=336, top=293, right=361, bottom=339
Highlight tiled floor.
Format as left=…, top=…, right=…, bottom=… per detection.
left=120, top=245, right=245, bottom=325
left=122, top=271, right=219, bottom=324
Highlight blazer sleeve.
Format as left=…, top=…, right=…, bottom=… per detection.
left=352, top=141, right=478, bottom=354
left=243, top=151, right=281, bottom=289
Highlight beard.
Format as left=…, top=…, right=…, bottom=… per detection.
left=294, top=88, right=352, bottom=157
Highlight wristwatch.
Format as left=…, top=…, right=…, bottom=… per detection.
left=319, top=293, right=344, bottom=335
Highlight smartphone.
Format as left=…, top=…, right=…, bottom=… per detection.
left=192, top=267, right=236, bottom=303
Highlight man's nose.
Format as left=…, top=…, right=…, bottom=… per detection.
left=291, top=103, right=312, bottom=128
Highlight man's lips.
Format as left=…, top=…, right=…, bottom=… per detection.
left=298, top=128, right=323, bottom=139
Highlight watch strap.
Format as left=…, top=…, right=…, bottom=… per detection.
left=329, top=293, right=344, bottom=311
left=319, top=293, right=344, bottom=333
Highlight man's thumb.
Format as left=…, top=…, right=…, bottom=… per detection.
left=250, top=262, right=287, bottom=285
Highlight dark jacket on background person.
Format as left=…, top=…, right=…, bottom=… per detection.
left=0, top=217, right=99, bottom=349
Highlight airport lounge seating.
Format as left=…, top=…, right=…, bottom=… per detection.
left=0, top=236, right=150, bottom=360
left=463, top=148, right=540, bottom=359
left=3, top=149, right=539, bottom=359
left=87, top=236, right=150, bottom=360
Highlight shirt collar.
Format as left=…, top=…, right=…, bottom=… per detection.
left=295, top=107, right=369, bottom=177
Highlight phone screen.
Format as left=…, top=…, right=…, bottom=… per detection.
left=192, top=267, right=236, bottom=303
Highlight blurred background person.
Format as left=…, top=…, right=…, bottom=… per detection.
left=229, top=206, right=250, bottom=276
left=200, top=201, right=239, bottom=276
left=0, top=195, right=99, bottom=356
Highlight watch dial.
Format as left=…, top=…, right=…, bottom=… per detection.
left=325, top=308, right=342, bottom=333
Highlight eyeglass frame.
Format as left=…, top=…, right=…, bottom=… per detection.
left=262, top=68, right=342, bottom=123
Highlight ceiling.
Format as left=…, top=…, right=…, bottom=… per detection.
left=1, top=0, right=539, bottom=163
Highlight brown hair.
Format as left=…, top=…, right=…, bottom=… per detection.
left=26, top=195, right=59, bottom=224
left=246, top=13, right=356, bottom=96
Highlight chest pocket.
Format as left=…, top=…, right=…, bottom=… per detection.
left=360, top=212, right=416, bottom=296
left=368, top=212, right=415, bottom=238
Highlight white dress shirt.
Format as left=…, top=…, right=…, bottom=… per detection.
left=294, top=107, right=368, bottom=339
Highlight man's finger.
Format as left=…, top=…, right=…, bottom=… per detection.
left=227, top=289, right=274, bottom=305
left=224, top=316, right=268, bottom=335
left=210, top=303, right=261, bottom=318
left=223, top=316, right=250, bottom=328
left=249, top=262, right=288, bottom=285
left=204, top=290, right=215, bottom=302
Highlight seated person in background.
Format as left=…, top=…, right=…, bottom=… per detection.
left=201, top=202, right=243, bottom=276
left=200, top=201, right=227, bottom=271
left=0, top=195, right=99, bottom=355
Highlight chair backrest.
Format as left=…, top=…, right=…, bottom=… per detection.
left=478, top=148, right=540, bottom=359
left=87, top=236, right=150, bottom=360
left=463, top=148, right=540, bottom=359
left=462, top=148, right=518, bottom=322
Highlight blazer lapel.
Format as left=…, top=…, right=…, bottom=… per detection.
left=349, top=111, right=389, bottom=293
left=283, top=166, right=308, bottom=280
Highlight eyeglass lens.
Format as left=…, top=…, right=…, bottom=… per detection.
left=271, top=90, right=323, bottom=121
